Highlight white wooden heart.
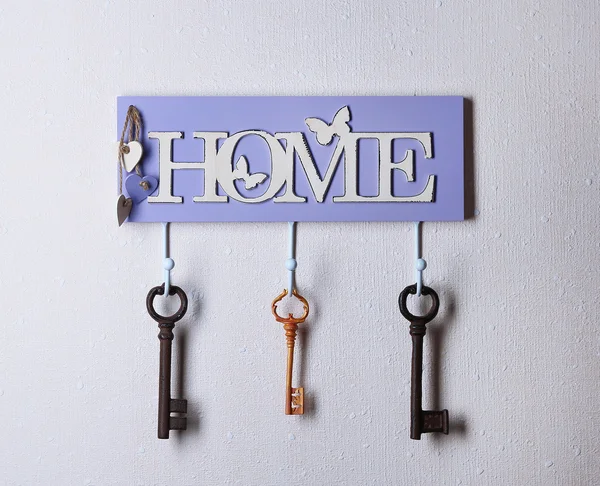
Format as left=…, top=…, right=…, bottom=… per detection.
left=120, top=140, right=143, bottom=172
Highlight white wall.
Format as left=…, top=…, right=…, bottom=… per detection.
left=1, top=1, right=598, bottom=484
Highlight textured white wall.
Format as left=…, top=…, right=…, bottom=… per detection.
left=1, top=1, right=598, bottom=484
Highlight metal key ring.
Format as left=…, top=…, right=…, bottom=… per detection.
left=146, top=283, right=188, bottom=323
left=398, top=284, right=439, bottom=323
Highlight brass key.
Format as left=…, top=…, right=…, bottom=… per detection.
left=399, top=284, right=449, bottom=440
left=146, top=283, right=188, bottom=439
left=272, top=289, right=309, bottom=415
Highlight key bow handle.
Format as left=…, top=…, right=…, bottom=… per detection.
left=146, top=283, right=188, bottom=324
left=398, top=284, right=439, bottom=324
left=271, top=289, right=309, bottom=324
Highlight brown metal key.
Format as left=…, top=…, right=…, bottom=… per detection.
left=272, top=289, right=309, bottom=415
left=146, top=283, right=188, bottom=439
left=399, top=284, right=449, bottom=440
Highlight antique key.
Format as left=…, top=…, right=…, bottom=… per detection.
left=146, top=283, right=189, bottom=439
left=271, top=289, right=310, bottom=415
left=399, top=284, right=449, bottom=440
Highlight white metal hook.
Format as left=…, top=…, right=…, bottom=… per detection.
left=285, top=222, right=297, bottom=293
left=162, top=222, right=175, bottom=296
left=414, top=221, right=427, bottom=297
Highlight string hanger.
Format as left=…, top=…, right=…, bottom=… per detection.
left=414, top=221, right=427, bottom=297
left=116, top=105, right=148, bottom=226
left=118, top=105, right=144, bottom=192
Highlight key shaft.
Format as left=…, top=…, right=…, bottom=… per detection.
left=285, top=328, right=295, bottom=414
left=410, top=321, right=426, bottom=439
left=157, top=321, right=175, bottom=439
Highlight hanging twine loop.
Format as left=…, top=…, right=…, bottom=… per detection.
left=118, top=105, right=143, bottom=193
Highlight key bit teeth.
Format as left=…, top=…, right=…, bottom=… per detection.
left=169, top=417, right=187, bottom=431
left=170, top=399, right=187, bottom=414
left=422, top=410, right=449, bottom=434
left=290, top=387, right=304, bottom=415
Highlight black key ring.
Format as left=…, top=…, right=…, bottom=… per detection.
left=146, top=283, right=188, bottom=324
left=398, top=283, right=439, bottom=323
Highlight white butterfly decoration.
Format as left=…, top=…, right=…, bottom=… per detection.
left=305, top=105, right=352, bottom=145
left=232, top=156, right=269, bottom=190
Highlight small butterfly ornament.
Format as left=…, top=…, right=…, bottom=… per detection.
left=305, top=105, right=352, bottom=145
left=232, top=156, right=269, bottom=190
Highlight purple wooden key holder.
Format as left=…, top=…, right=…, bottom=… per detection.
left=118, top=96, right=465, bottom=438
left=117, top=96, right=464, bottom=223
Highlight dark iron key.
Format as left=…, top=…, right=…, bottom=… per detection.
left=399, top=284, right=449, bottom=440
left=146, top=283, right=189, bottom=439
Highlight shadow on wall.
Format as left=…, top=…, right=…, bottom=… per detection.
left=427, top=286, right=468, bottom=441
left=173, top=285, right=203, bottom=444
left=464, top=98, right=476, bottom=220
